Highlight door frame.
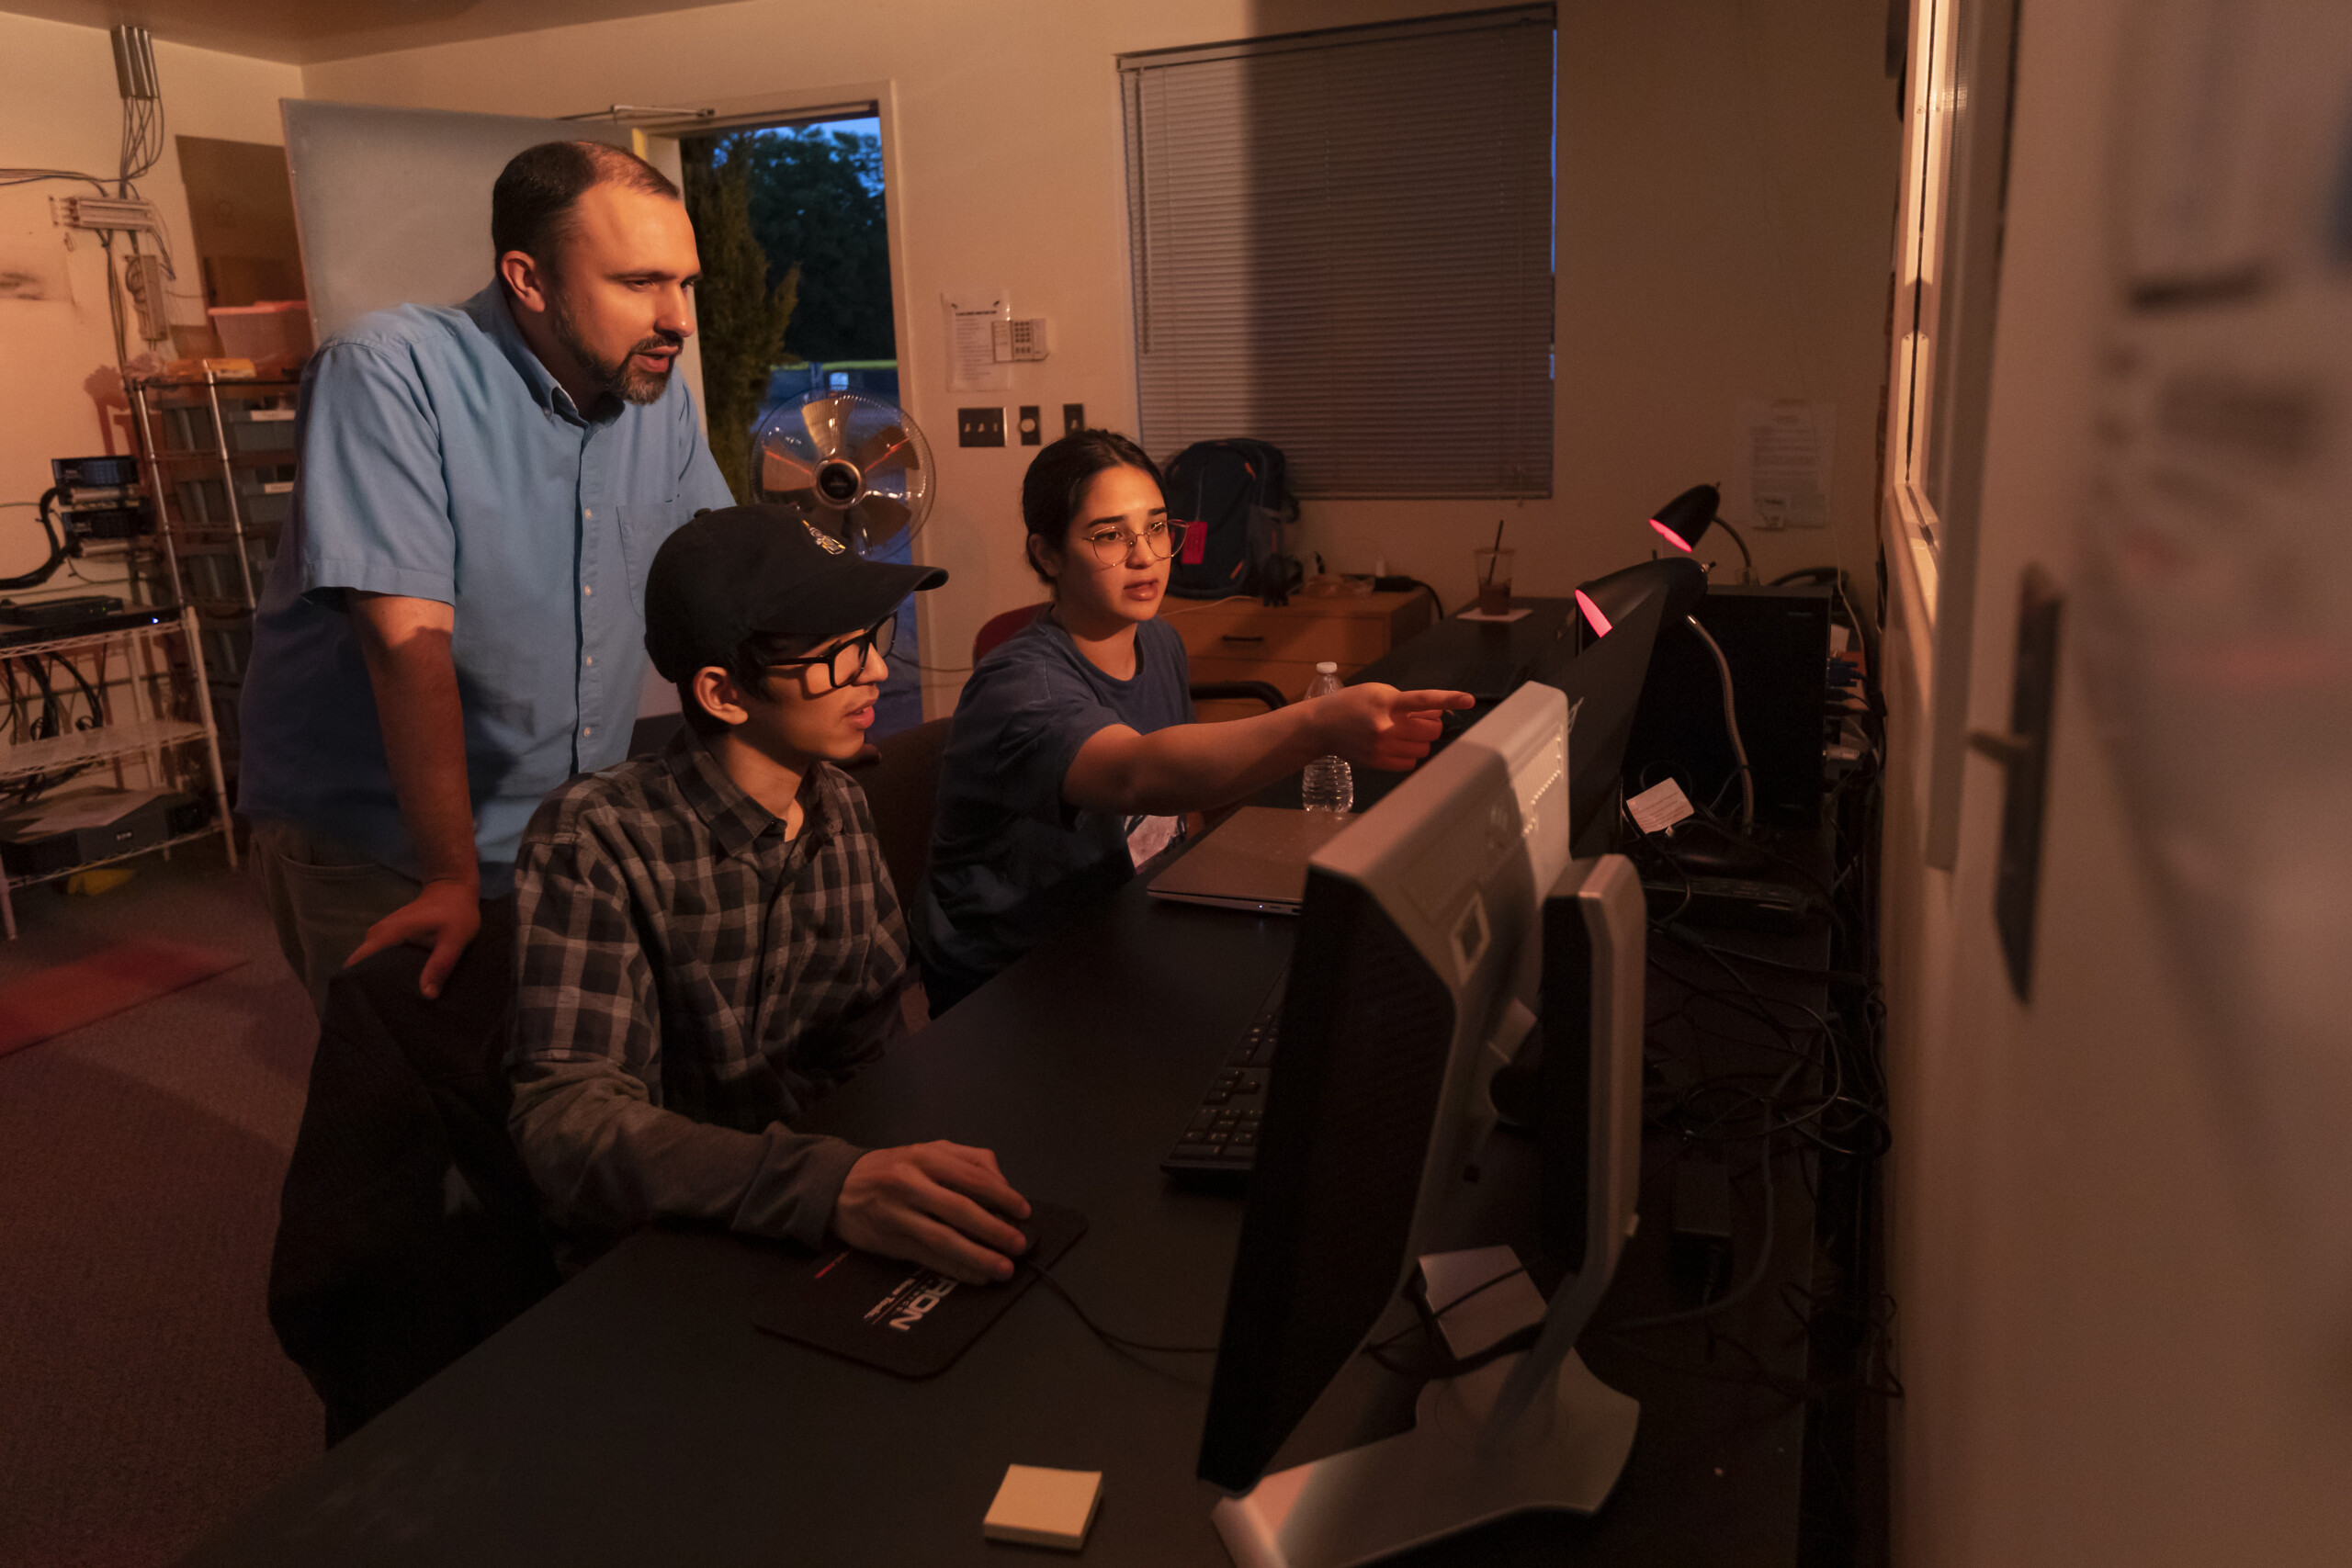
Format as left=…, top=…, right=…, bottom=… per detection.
left=615, top=83, right=930, bottom=687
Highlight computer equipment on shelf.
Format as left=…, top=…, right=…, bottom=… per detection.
left=0, top=595, right=127, bottom=629
left=50, top=455, right=153, bottom=544
left=0, top=790, right=191, bottom=878
left=0, top=603, right=165, bottom=648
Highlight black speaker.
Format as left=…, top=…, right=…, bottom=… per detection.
left=1618, top=583, right=1832, bottom=828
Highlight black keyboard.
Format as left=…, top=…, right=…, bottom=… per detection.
left=1160, top=968, right=1286, bottom=1176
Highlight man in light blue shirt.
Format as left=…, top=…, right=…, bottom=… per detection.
left=240, top=141, right=735, bottom=1009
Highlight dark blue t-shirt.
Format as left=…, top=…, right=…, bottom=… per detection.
left=915, top=613, right=1193, bottom=1008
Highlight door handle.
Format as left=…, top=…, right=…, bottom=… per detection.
left=1966, top=729, right=2031, bottom=766
left=1982, top=564, right=2064, bottom=1001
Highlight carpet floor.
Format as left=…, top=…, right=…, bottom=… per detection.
left=0, top=840, right=324, bottom=1568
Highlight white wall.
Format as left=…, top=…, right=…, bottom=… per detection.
left=0, top=13, right=302, bottom=597
left=1877, top=0, right=2352, bottom=1560
left=297, top=0, right=1899, bottom=707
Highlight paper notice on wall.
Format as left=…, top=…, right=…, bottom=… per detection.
left=943, top=290, right=1012, bottom=392
left=1737, top=400, right=1835, bottom=529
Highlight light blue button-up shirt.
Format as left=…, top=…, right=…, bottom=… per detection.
left=238, top=282, right=736, bottom=894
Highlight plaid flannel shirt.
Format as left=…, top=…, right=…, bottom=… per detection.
left=507, top=727, right=912, bottom=1252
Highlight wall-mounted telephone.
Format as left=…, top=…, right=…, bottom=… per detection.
left=993, top=318, right=1050, bottom=362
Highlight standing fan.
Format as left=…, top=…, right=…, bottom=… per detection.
left=752, top=390, right=933, bottom=555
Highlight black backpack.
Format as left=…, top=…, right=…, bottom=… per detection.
left=1163, top=439, right=1301, bottom=603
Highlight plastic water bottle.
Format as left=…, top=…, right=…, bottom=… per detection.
left=1300, top=662, right=1354, bottom=816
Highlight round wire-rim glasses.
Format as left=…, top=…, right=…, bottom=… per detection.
left=1082, top=518, right=1193, bottom=568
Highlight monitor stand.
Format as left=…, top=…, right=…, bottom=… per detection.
left=1209, top=1348, right=1638, bottom=1568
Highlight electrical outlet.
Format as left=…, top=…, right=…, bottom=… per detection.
left=1018, top=405, right=1041, bottom=446
left=1062, top=403, right=1086, bottom=436
left=957, top=407, right=1007, bottom=448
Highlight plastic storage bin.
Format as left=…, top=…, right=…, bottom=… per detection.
left=220, top=403, right=298, bottom=457
left=175, top=472, right=294, bottom=527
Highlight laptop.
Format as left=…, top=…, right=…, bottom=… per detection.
left=1145, top=806, right=1353, bottom=915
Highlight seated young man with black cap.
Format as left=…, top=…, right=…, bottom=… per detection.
left=507, top=505, right=1033, bottom=1286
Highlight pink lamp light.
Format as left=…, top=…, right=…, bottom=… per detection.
left=1575, top=589, right=1613, bottom=637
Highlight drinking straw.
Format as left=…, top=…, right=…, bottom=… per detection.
left=1483, top=518, right=1507, bottom=583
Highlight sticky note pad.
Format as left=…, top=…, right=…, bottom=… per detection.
left=983, top=1464, right=1102, bottom=1551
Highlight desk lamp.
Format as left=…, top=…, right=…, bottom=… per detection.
left=1573, top=556, right=1705, bottom=641
left=1574, top=555, right=1756, bottom=829
left=1647, top=483, right=1756, bottom=585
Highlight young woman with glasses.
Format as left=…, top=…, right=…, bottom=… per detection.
left=913, top=429, right=1470, bottom=1012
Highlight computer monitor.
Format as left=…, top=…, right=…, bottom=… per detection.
left=1529, top=580, right=1672, bottom=856
left=1197, top=685, right=1647, bottom=1567
left=1523, top=557, right=1693, bottom=860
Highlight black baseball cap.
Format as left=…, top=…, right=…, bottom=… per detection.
left=644, top=504, right=946, bottom=682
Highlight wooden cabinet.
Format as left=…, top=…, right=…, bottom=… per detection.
left=1165, top=591, right=1436, bottom=716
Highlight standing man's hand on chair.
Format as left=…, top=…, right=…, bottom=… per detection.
left=345, top=879, right=481, bottom=1000
left=345, top=592, right=481, bottom=998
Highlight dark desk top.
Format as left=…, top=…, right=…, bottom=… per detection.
left=1352, top=596, right=1577, bottom=704
left=184, top=863, right=1832, bottom=1567
left=184, top=599, right=1845, bottom=1566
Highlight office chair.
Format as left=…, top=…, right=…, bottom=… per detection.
left=842, top=715, right=952, bottom=904
left=268, top=900, right=560, bottom=1446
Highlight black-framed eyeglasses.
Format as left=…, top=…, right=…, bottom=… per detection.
left=765, top=615, right=898, bottom=692
left=1081, top=517, right=1191, bottom=568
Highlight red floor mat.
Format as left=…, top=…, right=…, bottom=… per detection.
left=0, top=937, right=248, bottom=1057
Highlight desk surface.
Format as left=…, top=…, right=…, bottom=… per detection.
left=185, top=856, right=1833, bottom=1567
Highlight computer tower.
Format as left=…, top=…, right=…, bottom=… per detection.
left=1618, top=583, right=1832, bottom=828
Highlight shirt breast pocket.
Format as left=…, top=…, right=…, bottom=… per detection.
left=615, top=501, right=688, bottom=606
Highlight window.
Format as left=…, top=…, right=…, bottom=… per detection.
left=1119, top=7, right=1555, bottom=498
left=1888, top=0, right=2018, bottom=605
left=1885, top=0, right=2021, bottom=867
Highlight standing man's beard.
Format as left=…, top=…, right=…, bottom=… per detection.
left=547, top=291, right=681, bottom=407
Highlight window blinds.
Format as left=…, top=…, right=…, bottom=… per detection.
left=1121, top=7, right=1555, bottom=498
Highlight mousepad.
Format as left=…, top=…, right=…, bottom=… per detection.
left=752, top=1202, right=1087, bottom=1378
